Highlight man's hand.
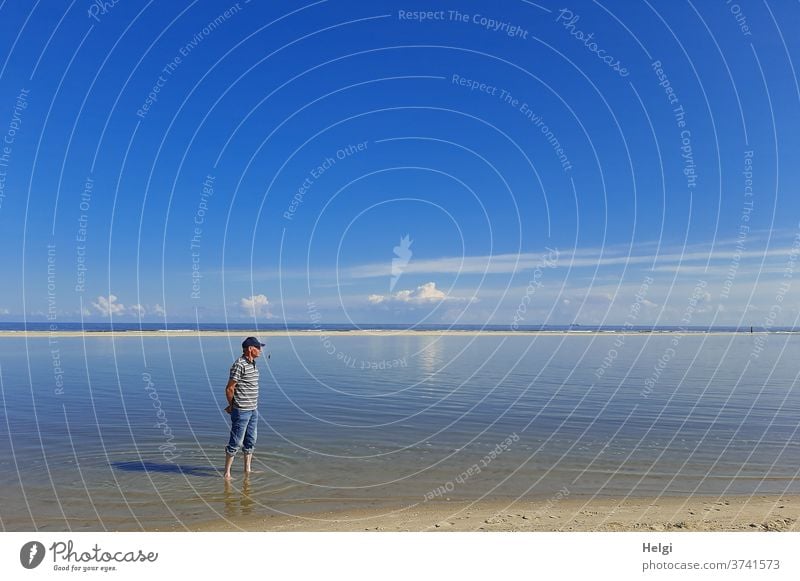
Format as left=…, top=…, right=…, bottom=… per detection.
left=224, top=378, right=237, bottom=415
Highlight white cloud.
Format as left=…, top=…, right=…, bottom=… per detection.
left=240, top=294, right=272, bottom=318
left=369, top=282, right=472, bottom=306
left=86, top=298, right=174, bottom=318
left=353, top=252, right=538, bottom=278
left=91, top=295, right=126, bottom=316
left=0, top=308, right=9, bottom=315
left=346, top=243, right=797, bottom=278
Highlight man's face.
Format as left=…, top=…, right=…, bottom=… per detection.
left=247, top=345, right=262, bottom=359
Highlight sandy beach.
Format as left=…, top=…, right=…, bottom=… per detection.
left=186, top=495, right=799, bottom=532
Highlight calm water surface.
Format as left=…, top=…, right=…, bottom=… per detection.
left=1, top=334, right=798, bottom=530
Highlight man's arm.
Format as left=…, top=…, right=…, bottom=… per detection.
left=224, top=378, right=236, bottom=412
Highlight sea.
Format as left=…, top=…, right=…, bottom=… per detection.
left=0, top=324, right=798, bottom=530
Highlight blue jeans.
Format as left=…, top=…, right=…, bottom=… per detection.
left=225, top=408, right=257, bottom=456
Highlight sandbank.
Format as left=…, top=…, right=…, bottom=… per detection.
left=0, top=330, right=764, bottom=339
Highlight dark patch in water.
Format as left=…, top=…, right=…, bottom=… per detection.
left=112, top=461, right=218, bottom=477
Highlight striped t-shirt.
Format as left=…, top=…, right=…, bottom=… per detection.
left=229, top=355, right=259, bottom=410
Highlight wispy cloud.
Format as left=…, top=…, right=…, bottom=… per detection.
left=90, top=296, right=165, bottom=317
left=345, top=244, right=795, bottom=278
left=129, top=304, right=146, bottom=317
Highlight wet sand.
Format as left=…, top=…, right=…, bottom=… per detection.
left=185, top=495, right=799, bottom=532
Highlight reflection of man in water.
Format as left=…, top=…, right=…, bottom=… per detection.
left=224, top=477, right=254, bottom=517
left=222, top=337, right=265, bottom=480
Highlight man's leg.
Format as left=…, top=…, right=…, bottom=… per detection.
left=223, top=453, right=235, bottom=480
left=242, top=410, right=258, bottom=473
left=223, top=408, right=246, bottom=479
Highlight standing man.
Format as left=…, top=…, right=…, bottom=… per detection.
left=223, top=337, right=265, bottom=480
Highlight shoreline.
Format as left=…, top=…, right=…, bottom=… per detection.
left=182, top=494, right=800, bottom=532
left=0, top=330, right=779, bottom=338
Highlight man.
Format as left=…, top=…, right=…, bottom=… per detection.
left=223, top=337, right=265, bottom=480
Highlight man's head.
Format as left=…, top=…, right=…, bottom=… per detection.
left=242, top=337, right=265, bottom=360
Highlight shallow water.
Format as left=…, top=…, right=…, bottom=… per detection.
left=1, top=334, right=799, bottom=530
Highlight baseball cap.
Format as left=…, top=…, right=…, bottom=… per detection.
left=242, top=337, right=266, bottom=349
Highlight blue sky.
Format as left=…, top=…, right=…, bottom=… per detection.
left=0, top=0, right=798, bottom=326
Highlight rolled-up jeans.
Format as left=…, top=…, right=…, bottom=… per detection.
left=225, top=408, right=257, bottom=456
